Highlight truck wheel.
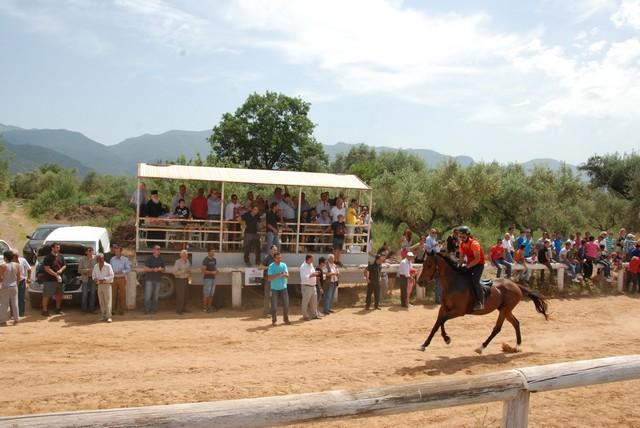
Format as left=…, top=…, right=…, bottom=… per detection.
left=158, top=275, right=175, bottom=300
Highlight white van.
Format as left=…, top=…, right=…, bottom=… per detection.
left=28, top=227, right=111, bottom=308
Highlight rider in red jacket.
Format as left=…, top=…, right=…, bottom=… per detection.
left=458, top=226, right=486, bottom=311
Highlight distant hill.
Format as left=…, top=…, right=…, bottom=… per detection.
left=3, top=141, right=91, bottom=175
left=109, top=130, right=211, bottom=173
left=521, top=158, right=581, bottom=176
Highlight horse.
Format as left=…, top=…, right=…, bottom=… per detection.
left=417, top=251, right=549, bottom=354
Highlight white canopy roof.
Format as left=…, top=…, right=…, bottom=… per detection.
left=137, top=163, right=371, bottom=190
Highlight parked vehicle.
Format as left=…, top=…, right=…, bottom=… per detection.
left=28, top=226, right=110, bottom=309
left=22, top=224, right=70, bottom=264
left=0, top=239, right=11, bottom=264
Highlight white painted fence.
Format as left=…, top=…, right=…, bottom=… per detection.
left=1, top=355, right=638, bottom=428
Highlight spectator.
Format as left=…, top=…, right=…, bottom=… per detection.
left=346, top=199, right=359, bottom=243
left=207, top=189, right=222, bottom=221
left=173, top=249, right=191, bottom=315
left=267, top=252, right=290, bottom=326
left=560, top=241, right=580, bottom=283
left=446, top=228, right=459, bottom=256
left=330, top=198, right=346, bottom=223
left=241, top=205, right=261, bottom=266
left=630, top=243, right=640, bottom=259
left=0, top=250, right=21, bottom=326
left=268, top=187, right=284, bottom=206
left=92, top=253, right=114, bottom=323
left=490, top=238, right=512, bottom=279
left=317, top=209, right=331, bottom=225
left=627, top=253, right=640, bottom=293
left=331, top=214, right=346, bottom=266
left=110, top=245, right=130, bottom=316
left=225, top=194, right=242, bottom=250
left=279, top=193, right=296, bottom=223
left=364, top=253, right=383, bottom=310
left=266, top=202, right=282, bottom=252
left=623, top=234, right=637, bottom=261
left=171, top=184, right=191, bottom=214
left=245, top=191, right=255, bottom=208
left=130, top=182, right=147, bottom=216
left=201, top=248, right=218, bottom=313
left=412, top=235, right=427, bottom=263
left=538, top=239, right=555, bottom=284
left=315, top=192, right=331, bottom=216
left=299, top=192, right=311, bottom=213
left=261, top=245, right=278, bottom=316
left=616, top=228, right=627, bottom=253
left=502, top=232, right=514, bottom=263
left=597, top=244, right=613, bottom=281
left=174, top=198, right=190, bottom=220
left=397, top=251, right=413, bottom=308
left=145, top=190, right=166, bottom=217
left=300, top=254, right=322, bottom=321
left=13, top=251, right=31, bottom=318
left=143, top=245, right=165, bottom=315
left=426, top=229, right=440, bottom=253
left=514, top=244, right=531, bottom=284
left=399, top=229, right=413, bottom=258
left=190, top=188, right=208, bottom=220
left=78, top=247, right=96, bottom=315
left=323, top=254, right=339, bottom=314
left=41, top=242, right=66, bottom=317
left=552, top=232, right=563, bottom=260
left=522, top=231, right=534, bottom=258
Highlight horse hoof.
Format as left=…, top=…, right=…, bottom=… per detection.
left=444, top=336, right=451, bottom=345
left=417, top=345, right=426, bottom=352
left=474, top=346, right=484, bottom=355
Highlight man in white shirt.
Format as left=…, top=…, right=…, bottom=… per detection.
left=502, top=232, right=514, bottom=262
left=92, top=253, right=114, bottom=323
left=224, top=194, right=242, bottom=250
left=171, top=184, right=191, bottom=213
left=397, top=251, right=414, bottom=308
left=315, top=192, right=331, bottom=216
left=299, top=254, right=322, bottom=321
left=330, top=198, right=346, bottom=222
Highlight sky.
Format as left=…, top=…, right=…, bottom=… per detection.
left=1, top=0, right=640, bottom=164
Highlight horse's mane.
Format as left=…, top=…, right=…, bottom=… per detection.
left=435, top=253, right=465, bottom=273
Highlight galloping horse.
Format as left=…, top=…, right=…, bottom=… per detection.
left=417, top=251, right=549, bottom=354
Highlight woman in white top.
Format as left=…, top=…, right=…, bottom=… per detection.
left=173, top=250, right=191, bottom=315
left=322, top=254, right=340, bottom=314
left=502, top=233, right=514, bottom=263
left=0, top=250, right=21, bottom=325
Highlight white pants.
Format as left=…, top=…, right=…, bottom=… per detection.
left=0, top=287, right=18, bottom=323
left=97, top=284, right=112, bottom=320
left=301, top=285, right=318, bottom=319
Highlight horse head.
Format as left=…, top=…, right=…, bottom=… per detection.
left=418, top=251, right=438, bottom=287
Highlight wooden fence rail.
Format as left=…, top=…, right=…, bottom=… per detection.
left=1, top=355, right=639, bottom=428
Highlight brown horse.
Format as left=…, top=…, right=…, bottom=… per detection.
left=417, top=251, right=549, bottom=354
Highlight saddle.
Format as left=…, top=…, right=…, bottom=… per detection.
left=480, top=279, right=493, bottom=299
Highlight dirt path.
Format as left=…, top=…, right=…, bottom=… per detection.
left=0, top=200, right=39, bottom=250
left=1, top=294, right=639, bottom=427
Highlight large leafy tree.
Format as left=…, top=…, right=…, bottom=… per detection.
left=579, top=152, right=640, bottom=199
left=209, top=91, right=327, bottom=171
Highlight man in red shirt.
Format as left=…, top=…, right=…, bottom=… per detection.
left=490, top=238, right=512, bottom=279
left=628, top=255, right=640, bottom=293
left=190, top=188, right=208, bottom=220
left=458, top=226, right=486, bottom=311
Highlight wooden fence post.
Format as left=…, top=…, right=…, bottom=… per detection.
left=231, top=270, right=242, bottom=308
left=501, top=390, right=529, bottom=428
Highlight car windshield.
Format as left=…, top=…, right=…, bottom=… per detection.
left=32, top=228, right=56, bottom=240
left=0, top=241, right=9, bottom=253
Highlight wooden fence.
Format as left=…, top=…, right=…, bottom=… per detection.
left=1, top=355, right=639, bottom=428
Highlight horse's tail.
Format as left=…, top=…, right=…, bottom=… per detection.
left=517, top=284, right=549, bottom=320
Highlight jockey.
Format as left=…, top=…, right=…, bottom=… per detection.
left=458, top=226, right=486, bottom=311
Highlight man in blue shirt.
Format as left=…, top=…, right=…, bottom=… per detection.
left=267, top=252, right=290, bottom=326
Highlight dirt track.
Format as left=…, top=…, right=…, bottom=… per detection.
left=1, top=293, right=640, bottom=427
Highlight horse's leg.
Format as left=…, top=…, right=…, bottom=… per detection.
left=505, top=312, right=522, bottom=349
left=440, top=323, right=451, bottom=345
left=475, top=310, right=507, bottom=354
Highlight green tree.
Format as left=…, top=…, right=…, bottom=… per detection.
left=579, top=152, right=640, bottom=199
left=209, top=91, right=327, bottom=171
left=0, top=136, right=11, bottom=198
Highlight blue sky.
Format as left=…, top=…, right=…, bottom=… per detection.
left=2, top=0, right=640, bottom=164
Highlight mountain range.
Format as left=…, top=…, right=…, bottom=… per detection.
left=0, top=123, right=580, bottom=176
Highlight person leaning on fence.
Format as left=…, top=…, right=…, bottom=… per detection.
left=110, top=245, right=131, bottom=315
left=364, top=254, right=383, bottom=310
left=323, top=254, right=339, bottom=314
left=537, top=239, right=555, bottom=284
left=143, top=245, right=165, bottom=315
left=268, top=252, right=290, bottom=326
left=201, top=248, right=218, bottom=313
left=174, top=249, right=191, bottom=315
left=0, top=250, right=21, bottom=326
left=92, top=253, right=114, bottom=323
left=241, top=205, right=261, bottom=266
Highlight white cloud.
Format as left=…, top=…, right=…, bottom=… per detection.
left=588, top=40, right=608, bottom=53
left=611, top=0, right=640, bottom=29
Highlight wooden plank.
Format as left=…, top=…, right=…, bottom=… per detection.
left=518, top=355, right=640, bottom=393
left=0, top=370, right=525, bottom=428
left=501, top=390, right=529, bottom=428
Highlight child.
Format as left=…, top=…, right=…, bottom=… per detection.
left=514, top=244, right=531, bottom=284
left=331, top=214, right=346, bottom=266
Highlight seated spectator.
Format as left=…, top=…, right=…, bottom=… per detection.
left=279, top=193, right=296, bottom=223
left=330, top=198, right=346, bottom=223
left=560, top=241, right=580, bottom=283
left=315, top=192, right=331, bottom=215
left=318, top=209, right=331, bottom=225
left=514, top=244, right=531, bottom=284
left=145, top=190, right=167, bottom=217
left=537, top=239, right=555, bottom=284
left=190, top=188, right=208, bottom=220
left=174, top=199, right=190, bottom=220
left=597, top=244, right=613, bottom=281
left=490, top=238, right=511, bottom=279
left=269, top=187, right=284, bottom=206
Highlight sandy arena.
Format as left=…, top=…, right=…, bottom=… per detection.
left=1, top=293, right=639, bottom=427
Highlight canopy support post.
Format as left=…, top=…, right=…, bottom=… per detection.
left=219, top=182, right=225, bottom=253
left=366, top=190, right=373, bottom=254
left=135, top=176, right=141, bottom=253
left=295, top=187, right=303, bottom=254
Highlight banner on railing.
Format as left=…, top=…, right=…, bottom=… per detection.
left=245, top=267, right=264, bottom=286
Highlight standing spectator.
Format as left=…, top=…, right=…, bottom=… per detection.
left=0, top=250, right=21, bottom=326
left=627, top=253, right=640, bottom=293
left=399, top=229, right=413, bottom=258
left=425, top=229, right=440, bottom=253
left=300, top=254, right=322, bottom=321
left=330, top=198, right=346, bottom=223
left=560, top=241, right=580, bottom=283
left=412, top=235, right=427, bottom=263
left=261, top=245, right=278, bottom=316
left=514, top=244, right=531, bottom=284
left=323, top=254, right=339, bottom=314
left=92, top=253, right=114, bottom=323
left=145, top=190, right=166, bottom=217
left=630, top=243, right=640, bottom=259
left=346, top=199, right=359, bottom=244
left=201, top=248, right=218, bottom=313
left=266, top=203, right=282, bottom=252
left=623, top=234, right=637, bottom=261
left=79, top=247, right=96, bottom=314
left=331, top=214, right=346, bottom=266
left=13, top=251, right=31, bottom=317
left=490, top=238, right=512, bottom=278
left=616, top=228, right=627, bottom=253
left=299, top=192, right=311, bottom=213
left=171, top=184, right=191, bottom=214
left=584, top=236, right=600, bottom=278
left=446, top=228, right=459, bottom=257
left=502, top=232, right=514, bottom=263
left=109, top=245, right=130, bottom=315
left=279, top=194, right=296, bottom=224
left=130, top=182, right=147, bottom=216
left=245, top=191, right=255, bottom=209
left=41, top=243, right=66, bottom=317
left=315, top=192, right=331, bottom=216
left=552, top=233, right=563, bottom=260
left=241, top=205, right=261, bottom=266
left=267, top=252, right=290, bottom=326
left=173, top=250, right=191, bottom=315
left=268, top=187, right=284, bottom=206
left=190, top=188, right=208, bottom=220
left=143, top=245, right=165, bottom=315
left=364, top=254, right=383, bottom=310
left=397, top=251, right=413, bottom=308
left=207, top=189, right=222, bottom=221
left=224, top=194, right=241, bottom=250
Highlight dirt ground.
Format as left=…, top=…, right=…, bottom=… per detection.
left=1, top=292, right=640, bottom=427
